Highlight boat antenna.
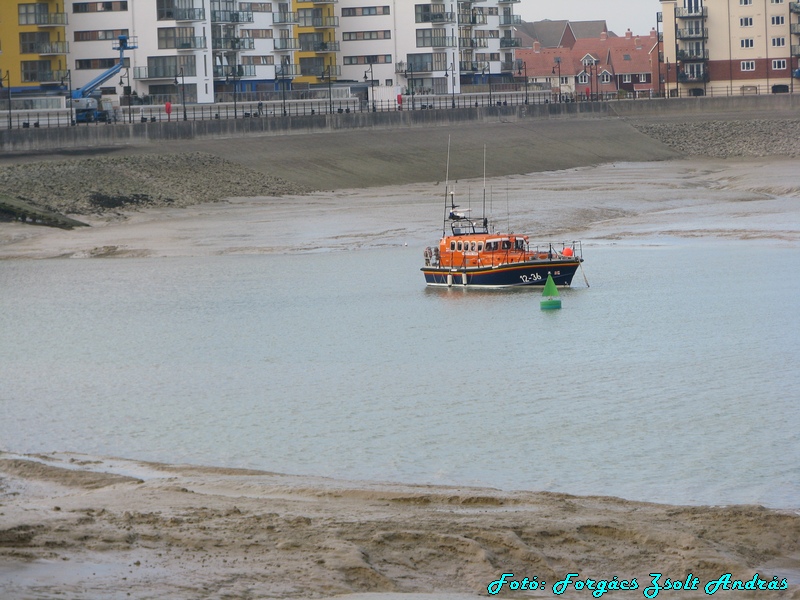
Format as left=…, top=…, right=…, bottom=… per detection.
left=482, top=145, right=487, bottom=227
left=443, top=135, right=451, bottom=237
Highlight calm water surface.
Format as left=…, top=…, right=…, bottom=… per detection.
left=1, top=242, right=798, bottom=508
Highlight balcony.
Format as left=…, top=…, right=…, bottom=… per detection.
left=176, top=36, right=207, bottom=50
left=310, top=0, right=338, bottom=3
left=310, top=16, right=339, bottom=27
left=274, top=38, right=300, bottom=50
left=459, top=37, right=488, bottom=48
left=459, top=60, right=489, bottom=72
left=29, top=41, right=69, bottom=55
left=500, top=37, right=522, bottom=48
left=677, top=28, right=708, bottom=39
left=134, top=66, right=196, bottom=80
left=212, top=64, right=257, bottom=78
left=273, top=12, right=298, bottom=24
left=302, top=65, right=341, bottom=78
left=394, top=60, right=434, bottom=74
left=791, top=23, right=800, bottom=34
left=211, top=10, right=254, bottom=23
left=499, top=15, right=522, bottom=26
left=497, top=0, right=521, bottom=3
left=213, top=37, right=255, bottom=50
left=33, top=70, right=69, bottom=84
left=32, top=12, right=67, bottom=26
left=678, top=71, right=709, bottom=83
left=675, top=7, right=707, bottom=18
left=417, top=36, right=457, bottom=48
left=793, top=44, right=800, bottom=56
left=677, top=49, right=709, bottom=61
left=417, top=12, right=456, bottom=23
left=300, top=41, right=340, bottom=52
left=458, top=13, right=488, bottom=25
left=791, top=2, right=800, bottom=13
left=276, top=63, right=300, bottom=77
left=158, top=7, right=205, bottom=20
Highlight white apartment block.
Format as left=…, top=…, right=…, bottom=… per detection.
left=660, top=0, right=800, bottom=95
left=62, top=0, right=520, bottom=105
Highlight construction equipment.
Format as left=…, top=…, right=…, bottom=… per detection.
left=71, top=35, right=138, bottom=123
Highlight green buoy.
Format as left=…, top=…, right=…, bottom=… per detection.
left=540, top=273, right=562, bottom=310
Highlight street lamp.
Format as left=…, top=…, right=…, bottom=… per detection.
left=665, top=58, right=671, bottom=98
left=552, top=57, right=562, bottom=102
left=61, top=69, right=74, bottom=126
left=518, top=61, right=528, bottom=105
left=449, top=60, right=456, bottom=108
left=586, top=61, right=594, bottom=101
left=325, top=63, right=333, bottom=114
left=280, top=56, right=289, bottom=116
left=118, top=69, right=132, bottom=122
left=483, top=66, right=493, bottom=105
left=226, top=65, right=241, bottom=118
left=0, top=71, right=10, bottom=129
left=364, top=62, right=375, bottom=112
left=173, top=67, right=187, bottom=121
left=404, top=62, right=415, bottom=110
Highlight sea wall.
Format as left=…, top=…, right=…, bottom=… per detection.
left=1, top=94, right=797, bottom=154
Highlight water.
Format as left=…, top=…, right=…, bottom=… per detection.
left=1, top=241, right=798, bottom=508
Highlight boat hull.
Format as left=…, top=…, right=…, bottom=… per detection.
left=421, top=260, right=581, bottom=288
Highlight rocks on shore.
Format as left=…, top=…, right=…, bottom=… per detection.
left=0, top=152, right=309, bottom=216
left=631, top=119, right=800, bottom=158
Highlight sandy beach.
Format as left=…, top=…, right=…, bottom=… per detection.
left=2, top=117, right=799, bottom=598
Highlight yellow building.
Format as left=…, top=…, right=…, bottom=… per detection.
left=293, top=0, right=339, bottom=84
left=0, top=1, right=68, bottom=92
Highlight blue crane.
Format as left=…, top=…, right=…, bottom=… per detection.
left=71, top=35, right=138, bottom=123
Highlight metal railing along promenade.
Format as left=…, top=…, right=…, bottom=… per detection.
left=0, top=84, right=796, bottom=130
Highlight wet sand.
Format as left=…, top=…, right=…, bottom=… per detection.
left=2, top=139, right=799, bottom=598
left=1, top=453, right=798, bottom=599
left=1, top=158, right=798, bottom=260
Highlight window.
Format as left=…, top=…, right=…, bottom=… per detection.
left=741, top=38, right=754, bottom=48
left=241, top=55, right=273, bottom=65
left=74, top=29, right=129, bottom=42
left=741, top=60, right=755, bottom=71
left=342, top=6, right=390, bottom=17
left=772, top=37, right=786, bottom=47
left=740, top=17, right=753, bottom=27
left=772, top=59, right=787, bottom=69
left=622, top=74, right=632, bottom=83
left=343, top=55, right=392, bottom=65
left=18, top=4, right=50, bottom=25
left=578, top=73, right=588, bottom=84
left=772, top=15, right=785, bottom=25
left=241, top=2, right=272, bottom=10
left=19, top=31, right=50, bottom=54
left=76, top=57, right=130, bottom=70
left=770, top=0, right=784, bottom=4
left=639, top=73, right=649, bottom=82
left=740, top=0, right=752, bottom=4
left=342, top=31, right=391, bottom=41
left=600, top=72, right=611, bottom=83
left=21, top=60, right=53, bottom=82
left=73, top=1, right=128, bottom=12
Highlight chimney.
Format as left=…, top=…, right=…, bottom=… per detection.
left=625, top=29, right=632, bottom=39
left=601, top=31, right=608, bottom=41
left=533, top=40, right=541, bottom=52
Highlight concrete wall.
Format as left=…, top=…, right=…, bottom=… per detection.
left=1, top=94, right=797, bottom=154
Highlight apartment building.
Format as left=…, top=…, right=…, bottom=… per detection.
left=1, top=0, right=520, bottom=106
left=660, top=0, right=800, bottom=95
left=0, top=1, right=68, bottom=100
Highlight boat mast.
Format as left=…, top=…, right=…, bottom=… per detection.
left=443, top=135, right=451, bottom=237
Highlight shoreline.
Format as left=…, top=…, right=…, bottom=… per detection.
left=2, top=451, right=799, bottom=599
left=1, top=157, right=798, bottom=260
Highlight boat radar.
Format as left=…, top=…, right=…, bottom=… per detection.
left=540, top=273, right=562, bottom=310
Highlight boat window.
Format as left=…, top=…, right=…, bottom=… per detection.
left=502, top=240, right=511, bottom=250
left=477, top=242, right=483, bottom=251
left=470, top=242, right=476, bottom=251
left=450, top=241, right=456, bottom=251
left=515, top=239, right=525, bottom=250
left=457, top=241, right=463, bottom=251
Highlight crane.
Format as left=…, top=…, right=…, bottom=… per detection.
left=71, top=35, right=138, bottom=123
